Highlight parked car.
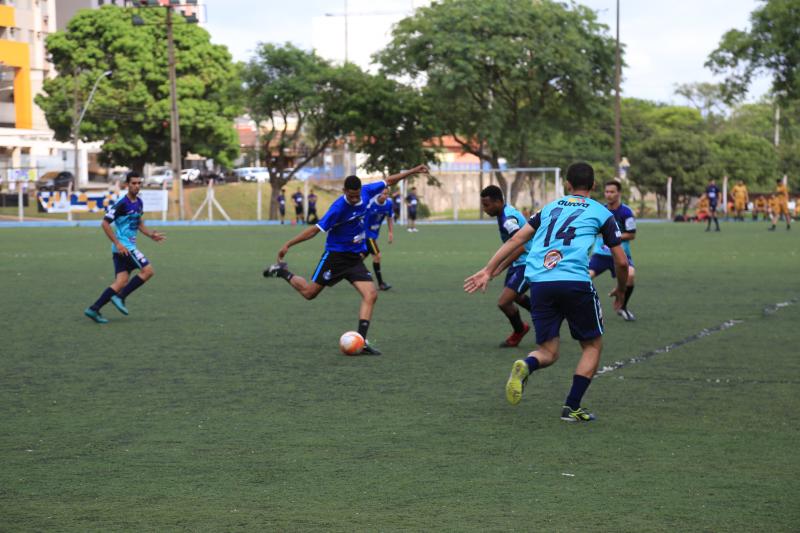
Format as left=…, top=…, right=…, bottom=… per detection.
left=181, top=168, right=201, bottom=183
left=144, top=168, right=173, bottom=188
left=36, top=171, right=74, bottom=191
left=233, top=166, right=270, bottom=182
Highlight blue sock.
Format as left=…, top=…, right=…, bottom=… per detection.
left=119, top=275, right=145, bottom=299
left=90, top=287, right=117, bottom=311
left=523, top=356, right=540, bottom=374
left=565, top=375, right=592, bottom=410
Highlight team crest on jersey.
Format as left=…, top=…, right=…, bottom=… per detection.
left=543, top=249, right=563, bottom=269
left=323, top=270, right=332, bottom=281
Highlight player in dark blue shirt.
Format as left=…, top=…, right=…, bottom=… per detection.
left=84, top=172, right=166, bottom=323
left=365, top=187, right=395, bottom=291
left=292, top=189, right=304, bottom=225
left=589, top=180, right=638, bottom=321
left=306, top=191, right=318, bottom=225
left=264, top=165, right=428, bottom=355
left=277, top=189, right=286, bottom=224
left=705, top=179, right=721, bottom=232
left=406, top=187, right=419, bottom=232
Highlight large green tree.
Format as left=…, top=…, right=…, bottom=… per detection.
left=242, top=44, right=434, bottom=218
left=36, top=5, right=240, bottom=173
left=707, top=0, right=800, bottom=103
left=376, top=0, right=617, bottom=204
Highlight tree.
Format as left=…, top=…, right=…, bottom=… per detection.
left=707, top=0, right=800, bottom=103
left=35, top=6, right=241, bottom=172
left=707, top=131, right=778, bottom=188
left=630, top=132, right=710, bottom=216
left=377, top=0, right=617, bottom=204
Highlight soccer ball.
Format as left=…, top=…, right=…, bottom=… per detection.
left=339, top=331, right=365, bottom=355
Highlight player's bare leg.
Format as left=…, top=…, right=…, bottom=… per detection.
left=352, top=280, right=381, bottom=354
left=506, top=337, right=560, bottom=405
left=287, top=275, right=325, bottom=300
left=498, top=287, right=530, bottom=347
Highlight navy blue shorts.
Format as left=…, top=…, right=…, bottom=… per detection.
left=113, top=250, right=149, bottom=274
left=588, top=254, right=633, bottom=278
left=408, top=208, right=417, bottom=221
left=503, top=264, right=529, bottom=294
left=529, top=281, right=603, bottom=344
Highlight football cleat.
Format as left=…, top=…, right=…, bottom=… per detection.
left=560, top=406, right=596, bottom=422
left=500, top=322, right=530, bottom=347
left=378, top=282, right=392, bottom=291
left=361, top=343, right=382, bottom=356
left=110, top=295, right=129, bottom=316
left=263, top=261, right=287, bottom=278
left=84, top=308, right=109, bottom=324
left=616, top=308, right=636, bottom=322
left=505, top=359, right=530, bottom=405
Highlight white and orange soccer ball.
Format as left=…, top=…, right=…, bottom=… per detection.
left=339, top=331, right=365, bottom=355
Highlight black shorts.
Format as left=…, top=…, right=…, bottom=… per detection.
left=408, top=208, right=417, bottom=221
left=311, top=251, right=372, bottom=286
left=366, top=238, right=380, bottom=256
left=279, top=205, right=285, bottom=216
left=295, top=205, right=303, bottom=215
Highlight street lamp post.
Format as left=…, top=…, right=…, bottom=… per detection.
left=73, top=70, right=112, bottom=187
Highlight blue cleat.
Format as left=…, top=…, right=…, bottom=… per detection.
left=84, top=308, right=109, bottom=324
left=110, top=295, right=129, bottom=315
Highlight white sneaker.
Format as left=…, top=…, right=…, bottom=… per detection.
left=616, top=308, right=636, bottom=321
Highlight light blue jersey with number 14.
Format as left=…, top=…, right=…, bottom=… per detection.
left=525, top=195, right=621, bottom=283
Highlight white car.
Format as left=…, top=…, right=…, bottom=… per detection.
left=145, top=168, right=173, bottom=188
left=181, top=168, right=201, bottom=183
left=234, top=166, right=270, bottom=182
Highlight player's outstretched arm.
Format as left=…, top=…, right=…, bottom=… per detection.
left=608, top=245, right=629, bottom=310
left=491, top=245, right=526, bottom=278
left=465, top=224, right=534, bottom=293
left=139, top=220, right=166, bottom=242
left=278, top=225, right=320, bottom=261
left=387, top=215, right=394, bottom=244
left=385, top=165, right=429, bottom=188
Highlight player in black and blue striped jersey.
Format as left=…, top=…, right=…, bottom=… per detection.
left=479, top=185, right=533, bottom=347
left=84, top=172, right=166, bottom=324
left=264, top=165, right=428, bottom=355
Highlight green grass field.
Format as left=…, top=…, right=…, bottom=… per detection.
left=1, top=222, right=798, bottom=531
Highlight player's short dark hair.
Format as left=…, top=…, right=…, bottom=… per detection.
left=605, top=180, right=622, bottom=191
left=565, top=162, right=594, bottom=190
left=776, top=178, right=783, bottom=183
left=480, top=185, right=504, bottom=202
left=344, top=175, right=361, bottom=190
left=126, top=171, right=141, bottom=182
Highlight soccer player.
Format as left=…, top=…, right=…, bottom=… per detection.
left=705, top=179, right=721, bottom=231
left=589, top=180, right=637, bottom=321
left=465, top=162, right=628, bottom=422
left=306, top=190, right=318, bottom=225
left=406, top=187, right=419, bottom=232
left=391, top=190, right=402, bottom=222
left=292, top=188, right=304, bottom=225
left=769, top=178, right=791, bottom=231
left=753, top=195, right=769, bottom=221
left=263, top=165, right=429, bottom=355
left=277, top=188, right=286, bottom=224
left=479, top=185, right=532, bottom=347
left=84, top=172, right=166, bottom=324
left=731, top=180, right=749, bottom=221
left=365, top=187, right=394, bottom=291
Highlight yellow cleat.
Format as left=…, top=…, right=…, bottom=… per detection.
left=505, top=360, right=529, bottom=405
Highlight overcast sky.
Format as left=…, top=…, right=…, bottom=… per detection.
left=204, top=0, right=771, bottom=105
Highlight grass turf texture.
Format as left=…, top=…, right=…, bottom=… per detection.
left=1, top=222, right=798, bottom=531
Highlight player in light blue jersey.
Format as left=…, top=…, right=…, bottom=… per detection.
left=365, top=187, right=395, bottom=291
left=264, top=165, right=428, bottom=355
left=466, top=162, right=628, bottom=422
left=479, top=185, right=533, bottom=347
left=84, top=172, right=166, bottom=324
left=589, top=180, right=637, bottom=321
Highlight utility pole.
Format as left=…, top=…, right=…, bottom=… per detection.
left=72, top=69, right=112, bottom=187
left=774, top=104, right=780, bottom=147
left=614, top=0, right=621, bottom=178
left=166, top=6, right=184, bottom=219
